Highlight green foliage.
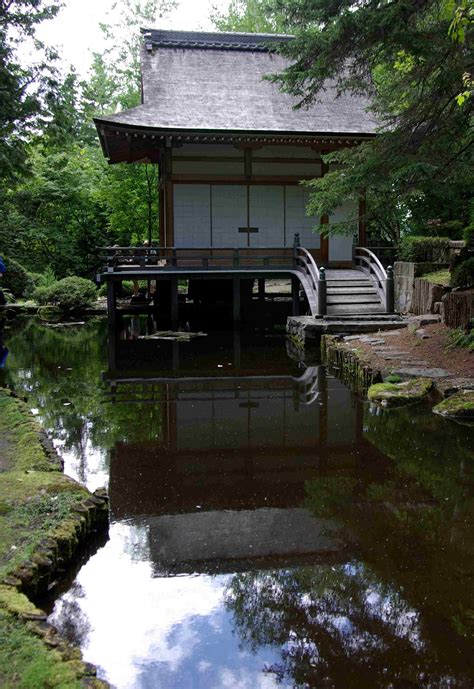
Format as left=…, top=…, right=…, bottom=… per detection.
left=0, top=1, right=61, bottom=183
left=265, top=0, right=473, bottom=242
left=0, top=257, right=35, bottom=298
left=451, top=257, right=474, bottom=288
left=464, top=224, right=474, bottom=249
left=98, top=279, right=134, bottom=297
left=211, top=0, right=286, bottom=33
left=421, top=268, right=451, bottom=286
left=33, top=276, right=97, bottom=312
left=399, top=236, right=451, bottom=263
left=447, top=321, right=474, bottom=351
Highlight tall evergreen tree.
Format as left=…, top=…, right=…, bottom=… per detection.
left=263, top=0, right=473, bottom=241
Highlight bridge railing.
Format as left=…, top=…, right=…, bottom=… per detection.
left=354, top=246, right=394, bottom=313
left=293, top=235, right=327, bottom=317
left=101, top=246, right=294, bottom=271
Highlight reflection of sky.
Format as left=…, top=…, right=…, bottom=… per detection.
left=49, top=522, right=288, bottom=689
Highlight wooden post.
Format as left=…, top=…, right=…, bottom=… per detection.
left=171, top=277, right=179, bottom=326
left=385, top=265, right=394, bottom=313
left=318, top=267, right=327, bottom=317
left=292, top=277, right=300, bottom=316
left=233, top=276, right=241, bottom=322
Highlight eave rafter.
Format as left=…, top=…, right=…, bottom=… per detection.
left=98, top=123, right=373, bottom=164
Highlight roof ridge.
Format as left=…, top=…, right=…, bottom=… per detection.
left=140, top=28, right=294, bottom=52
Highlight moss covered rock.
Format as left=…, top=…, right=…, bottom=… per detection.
left=368, top=378, right=433, bottom=407
left=433, top=390, right=474, bottom=424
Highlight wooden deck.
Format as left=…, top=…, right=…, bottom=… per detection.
left=100, top=245, right=395, bottom=319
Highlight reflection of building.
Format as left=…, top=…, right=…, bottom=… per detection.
left=105, top=332, right=390, bottom=575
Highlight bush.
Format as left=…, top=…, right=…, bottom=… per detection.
left=0, top=257, right=36, bottom=298
left=451, top=257, right=474, bottom=289
left=97, top=279, right=134, bottom=298
left=33, top=276, right=97, bottom=312
left=463, top=224, right=474, bottom=250
left=399, top=236, right=450, bottom=263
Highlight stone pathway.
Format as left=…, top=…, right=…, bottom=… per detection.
left=343, top=333, right=453, bottom=381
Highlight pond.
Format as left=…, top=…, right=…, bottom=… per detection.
left=2, top=316, right=474, bottom=689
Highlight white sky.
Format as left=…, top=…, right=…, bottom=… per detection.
left=33, top=0, right=230, bottom=76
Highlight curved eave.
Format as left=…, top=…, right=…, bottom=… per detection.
left=94, top=118, right=376, bottom=164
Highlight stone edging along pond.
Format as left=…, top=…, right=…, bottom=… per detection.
left=322, top=335, right=474, bottom=420
left=0, top=387, right=111, bottom=688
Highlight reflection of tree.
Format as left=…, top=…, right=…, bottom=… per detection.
left=4, top=319, right=164, bottom=483
left=51, top=582, right=91, bottom=647
left=225, top=563, right=472, bottom=688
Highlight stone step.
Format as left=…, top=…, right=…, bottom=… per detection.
left=326, top=304, right=386, bottom=316
left=327, top=295, right=381, bottom=305
left=324, top=321, right=405, bottom=333
left=325, top=314, right=402, bottom=321
left=326, top=287, right=378, bottom=295
left=326, top=278, right=373, bottom=283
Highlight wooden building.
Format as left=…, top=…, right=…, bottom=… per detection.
left=95, top=29, right=394, bottom=320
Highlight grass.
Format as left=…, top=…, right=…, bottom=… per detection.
left=446, top=326, right=474, bottom=352
left=421, top=268, right=451, bottom=286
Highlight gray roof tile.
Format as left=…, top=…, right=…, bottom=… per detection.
left=96, top=29, right=377, bottom=136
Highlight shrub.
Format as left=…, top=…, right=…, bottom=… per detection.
left=97, top=279, right=134, bottom=298
left=451, top=257, right=474, bottom=289
left=0, top=257, right=36, bottom=298
left=463, top=224, right=474, bottom=250
left=33, top=277, right=97, bottom=312
left=434, top=220, right=463, bottom=239
left=32, top=267, right=57, bottom=290
left=399, top=236, right=451, bottom=263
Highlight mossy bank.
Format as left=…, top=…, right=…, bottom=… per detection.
left=0, top=388, right=110, bottom=688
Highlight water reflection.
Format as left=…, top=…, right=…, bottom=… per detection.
left=3, top=318, right=474, bottom=688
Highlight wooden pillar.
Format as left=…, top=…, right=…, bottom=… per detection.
left=107, top=280, right=116, bottom=327
left=233, top=326, right=241, bottom=369
left=171, top=276, right=179, bottom=327
left=233, top=276, right=241, bottom=322
left=172, top=340, right=180, bottom=371
left=258, top=278, right=265, bottom=303
left=291, top=277, right=300, bottom=316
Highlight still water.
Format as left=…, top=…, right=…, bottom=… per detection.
left=2, top=317, right=474, bottom=689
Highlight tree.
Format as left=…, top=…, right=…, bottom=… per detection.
left=0, top=0, right=60, bottom=182
left=262, top=0, right=473, bottom=242
left=211, top=0, right=286, bottom=34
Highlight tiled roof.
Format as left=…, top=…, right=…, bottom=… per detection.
left=95, top=29, right=377, bottom=138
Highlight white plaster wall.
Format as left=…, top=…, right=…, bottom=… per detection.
left=285, top=186, right=320, bottom=249
left=173, top=184, right=211, bottom=248
left=249, top=186, right=284, bottom=247
left=211, top=185, right=248, bottom=247
left=328, top=199, right=358, bottom=261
